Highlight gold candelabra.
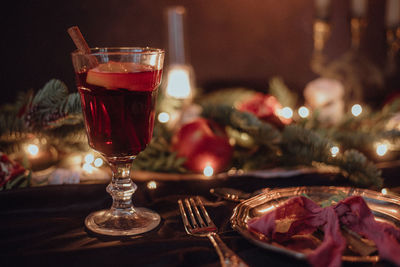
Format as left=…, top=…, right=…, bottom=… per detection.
left=311, top=19, right=331, bottom=74
left=350, top=17, right=367, bottom=50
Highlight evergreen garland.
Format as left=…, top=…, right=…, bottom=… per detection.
left=0, top=78, right=399, bottom=189
left=201, top=105, right=384, bottom=187
left=0, top=79, right=86, bottom=154
left=132, top=136, right=186, bottom=173
left=201, top=104, right=281, bottom=146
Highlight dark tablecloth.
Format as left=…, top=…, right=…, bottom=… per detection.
left=1, top=166, right=399, bottom=267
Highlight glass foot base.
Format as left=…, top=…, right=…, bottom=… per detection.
left=85, top=207, right=161, bottom=236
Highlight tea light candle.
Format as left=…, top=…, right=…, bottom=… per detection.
left=304, top=78, right=345, bottom=124
left=351, top=0, right=367, bottom=17
left=165, top=65, right=193, bottom=99
left=304, top=78, right=344, bottom=107
left=386, top=0, right=400, bottom=27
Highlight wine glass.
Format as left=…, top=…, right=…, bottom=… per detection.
left=71, top=47, right=164, bottom=236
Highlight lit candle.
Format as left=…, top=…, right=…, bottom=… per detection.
left=165, top=65, right=193, bottom=99
left=386, top=0, right=400, bottom=27
left=315, top=0, right=331, bottom=20
left=351, top=0, right=367, bottom=17
left=304, top=78, right=345, bottom=124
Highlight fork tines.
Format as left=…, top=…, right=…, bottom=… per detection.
left=178, top=196, right=217, bottom=235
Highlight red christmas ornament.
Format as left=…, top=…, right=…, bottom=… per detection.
left=171, top=118, right=233, bottom=173
left=0, top=153, right=26, bottom=188
left=238, top=93, right=292, bottom=128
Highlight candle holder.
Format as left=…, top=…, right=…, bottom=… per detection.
left=350, top=17, right=367, bottom=50
left=385, top=26, right=400, bottom=75
left=318, top=14, right=384, bottom=107
left=159, top=6, right=196, bottom=130
left=311, top=19, right=331, bottom=74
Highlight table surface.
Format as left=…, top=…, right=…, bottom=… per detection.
left=1, top=166, right=399, bottom=267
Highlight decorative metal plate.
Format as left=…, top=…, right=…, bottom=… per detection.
left=231, top=186, right=400, bottom=262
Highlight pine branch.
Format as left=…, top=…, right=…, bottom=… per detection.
left=280, top=124, right=333, bottom=165
left=0, top=79, right=85, bottom=154
left=132, top=137, right=186, bottom=173
left=201, top=104, right=281, bottom=146
left=196, top=87, right=256, bottom=107
left=25, top=79, right=82, bottom=130
left=330, top=150, right=383, bottom=188
left=332, top=131, right=376, bottom=150
left=281, top=125, right=382, bottom=187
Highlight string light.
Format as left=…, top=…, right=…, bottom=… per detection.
left=82, top=163, right=95, bottom=174
left=330, top=146, right=340, bottom=157
left=381, top=188, right=388, bottom=195
left=26, top=144, right=39, bottom=156
left=158, top=112, right=170, bottom=123
left=277, top=107, right=293, bottom=119
left=203, top=164, right=214, bottom=177
left=147, top=181, right=157, bottom=189
left=84, top=153, right=94, bottom=164
left=94, top=158, right=103, bottom=167
left=376, top=142, right=389, bottom=156
left=83, top=152, right=104, bottom=173
left=351, top=104, right=362, bottom=117
left=298, top=106, right=310, bottom=118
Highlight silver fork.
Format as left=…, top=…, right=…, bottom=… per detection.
left=178, top=196, right=249, bottom=267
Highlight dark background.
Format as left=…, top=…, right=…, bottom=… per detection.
left=0, top=0, right=397, bottom=105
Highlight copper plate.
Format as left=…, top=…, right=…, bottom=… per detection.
left=231, top=186, right=400, bottom=262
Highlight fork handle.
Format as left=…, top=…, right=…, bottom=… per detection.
left=208, top=233, right=249, bottom=267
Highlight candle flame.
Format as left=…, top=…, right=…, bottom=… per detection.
left=166, top=66, right=192, bottom=99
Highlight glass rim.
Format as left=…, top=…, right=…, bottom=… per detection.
left=71, top=47, right=165, bottom=56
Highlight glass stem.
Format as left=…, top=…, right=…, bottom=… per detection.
left=106, top=156, right=137, bottom=215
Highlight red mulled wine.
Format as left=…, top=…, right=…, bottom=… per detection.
left=76, top=62, right=162, bottom=157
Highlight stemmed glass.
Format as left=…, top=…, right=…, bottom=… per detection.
left=71, top=47, right=164, bottom=236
